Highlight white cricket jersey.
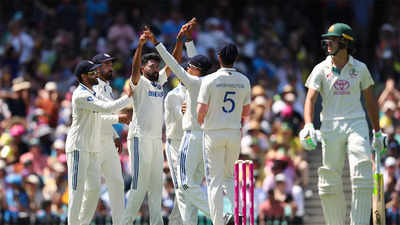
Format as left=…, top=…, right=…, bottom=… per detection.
left=305, top=55, right=375, bottom=121
left=65, top=83, right=131, bottom=153
left=128, top=69, right=167, bottom=139
left=198, top=68, right=251, bottom=130
left=164, top=84, right=186, bottom=139
left=156, top=42, right=202, bottom=131
left=93, top=78, right=119, bottom=138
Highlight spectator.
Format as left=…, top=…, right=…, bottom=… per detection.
left=107, top=11, right=136, bottom=56
left=258, top=189, right=285, bottom=224
left=386, top=191, right=400, bottom=225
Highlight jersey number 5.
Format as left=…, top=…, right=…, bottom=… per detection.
left=222, top=91, right=236, bottom=113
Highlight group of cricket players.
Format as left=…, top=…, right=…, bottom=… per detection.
left=65, top=15, right=389, bottom=225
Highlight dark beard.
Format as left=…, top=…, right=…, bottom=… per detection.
left=145, top=72, right=159, bottom=82
left=89, top=77, right=99, bottom=85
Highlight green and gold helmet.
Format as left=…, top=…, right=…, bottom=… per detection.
left=321, top=23, right=355, bottom=41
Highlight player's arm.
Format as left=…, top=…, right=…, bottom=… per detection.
left=75, top=91, right=132, bottom=113
left=146, top=28, right=199, bottom=87
left=197, top=103, right=208, bottom=125
left=130, top=32, right=147, bottom=85
left=184, top=18, right=198, bottom=57
left=304, top=88, right=319, bottom=124
left=363, top=86, right=380, bottom=131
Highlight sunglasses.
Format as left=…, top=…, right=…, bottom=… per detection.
left=88, top=71, right=98, bottom=75
left=188, top=63, right=201, bottom=70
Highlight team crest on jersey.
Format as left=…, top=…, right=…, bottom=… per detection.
left=151, top=82, right=162, bottom=90
left=333, top=79, right=350, bottom=95
left=87, top=96, right=94, bottom=101
left=349, top=68, right=358, bottom=78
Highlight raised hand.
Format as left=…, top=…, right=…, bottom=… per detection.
left=138, top=32, right=147, bottom=46
left=185, top=17, right=197, bottom=40
left=144, top=26, right=158, bottom=45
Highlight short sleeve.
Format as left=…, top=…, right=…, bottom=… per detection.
left=198, top=78, right=211, bottom=104
left=305, top=66, right=322, bottom=91
left=360, top=65, right=375, bottom=90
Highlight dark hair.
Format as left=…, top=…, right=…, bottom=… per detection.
left=141, top=52, right=161, bottom=65
left=218, top=44, right=238, bottom=66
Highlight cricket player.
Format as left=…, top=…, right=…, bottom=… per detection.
left=78, top=53, right=124, bottom=225
left=197, top=44, right=251, bottom=225
left=149, top=24, right=217, bottom=225
left=120, top=30, right=170, bottom=225
left=163, top=19, right=198, bottom=225
left=164, top=83, right=186, bottom=225
left=65, top=60, right=131, bottom=225
left=299, top=23, right=387, bottom=225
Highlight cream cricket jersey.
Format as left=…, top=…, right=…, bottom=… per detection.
left=164, top=84, right=186, bottom=140
left=305, top=55, right=375, bottom=121
left=198, top=68, right=251, bottom=130
left=65, top=83, right=131, bottom=153
left=156, top=42, right=202, bottom=131
left=128, top=69, right=167, bottom=139
left=93, top=78, right=119, bottom=138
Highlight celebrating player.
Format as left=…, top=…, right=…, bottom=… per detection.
left=148, top=21, right=224, bottom=225
left=299, top=23, right=387, bottom=225
left=65, top=60, right=131, bottom=225
left=197, top=44, right=251, bottom=225
left=78, top=53, right=125, bottom=225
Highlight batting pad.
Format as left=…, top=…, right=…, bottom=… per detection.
left=318, top=167, right=346, bottom=225
left=350, top=160, right=373, bottom=225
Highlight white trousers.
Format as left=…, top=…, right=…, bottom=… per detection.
left=176, top=130, right=210, bottom=225
left=203, top=129, right=241, bottom=225
left=165, top=138, right=184, bottom=225
left=67, top=151, right=101, bottom=225
left=120, top=137, right=164, bottom=225
left=79, top=136, right=124, bottom=225
left=319, top=118, right=373, bottom=225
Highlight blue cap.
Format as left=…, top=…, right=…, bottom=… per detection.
left=188, top=55, right=212, bottom=74
left=74, top=60, right=101, bottom=79
left=92, top=53, right=115, bottom=64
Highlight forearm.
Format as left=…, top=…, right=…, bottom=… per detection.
left=131, top=44, right=144, bottom=85
left=172, top=37, right=184, bottom=63
left=197, top=103, right=208, bottom=125
left=365, top=97, right=380, bottom=132
left=304, top=98, right=315, bottom=124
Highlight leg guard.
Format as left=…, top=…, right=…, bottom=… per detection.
left=318, top=167, right=346, bottom=225
left=350, top=160, right=373, bottom=225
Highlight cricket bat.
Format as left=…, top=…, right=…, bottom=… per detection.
left=372, top=151, right=385, bottom=225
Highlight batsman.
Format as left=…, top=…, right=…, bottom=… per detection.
left=299, top=23, right=388, bottom=225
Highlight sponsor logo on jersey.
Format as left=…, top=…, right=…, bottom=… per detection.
left=148, top=90, right=164, bottom=97
left=333, top=79, right=351, bottom=95
left=87, top=96, right=94, bottom=101
left=349, top=68, right=359, bottom=78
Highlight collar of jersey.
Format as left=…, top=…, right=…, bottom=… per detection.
left=325, top=55, right=355, bottom=66
left=217, top=67, right=236, bottom=72
left=79, top=83, right=96, bottom=96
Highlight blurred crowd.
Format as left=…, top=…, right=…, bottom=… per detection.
left=0, top=0, right=399, bottom=224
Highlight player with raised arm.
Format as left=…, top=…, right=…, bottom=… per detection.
left=163, top=19, right=198, bottom=225
left=120, top=24, right=191, bottom=224
left=148, top=20, right=226, bottom=225
left=299, top=23, right=387, bottom=225
left=196, top=44, right=251, bottom=225
left=78, top=53, right=125, bottom=225
left=65, top=60, right=131, bottom=225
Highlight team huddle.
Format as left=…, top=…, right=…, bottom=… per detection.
left=66, top=17, right=388, bottom=225
left=65, top=18, right=250, bottom=225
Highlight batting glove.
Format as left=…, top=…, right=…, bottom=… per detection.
left=299, top=123, right=317, bottom=151
left=372, top=130, right=388, bottom=155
